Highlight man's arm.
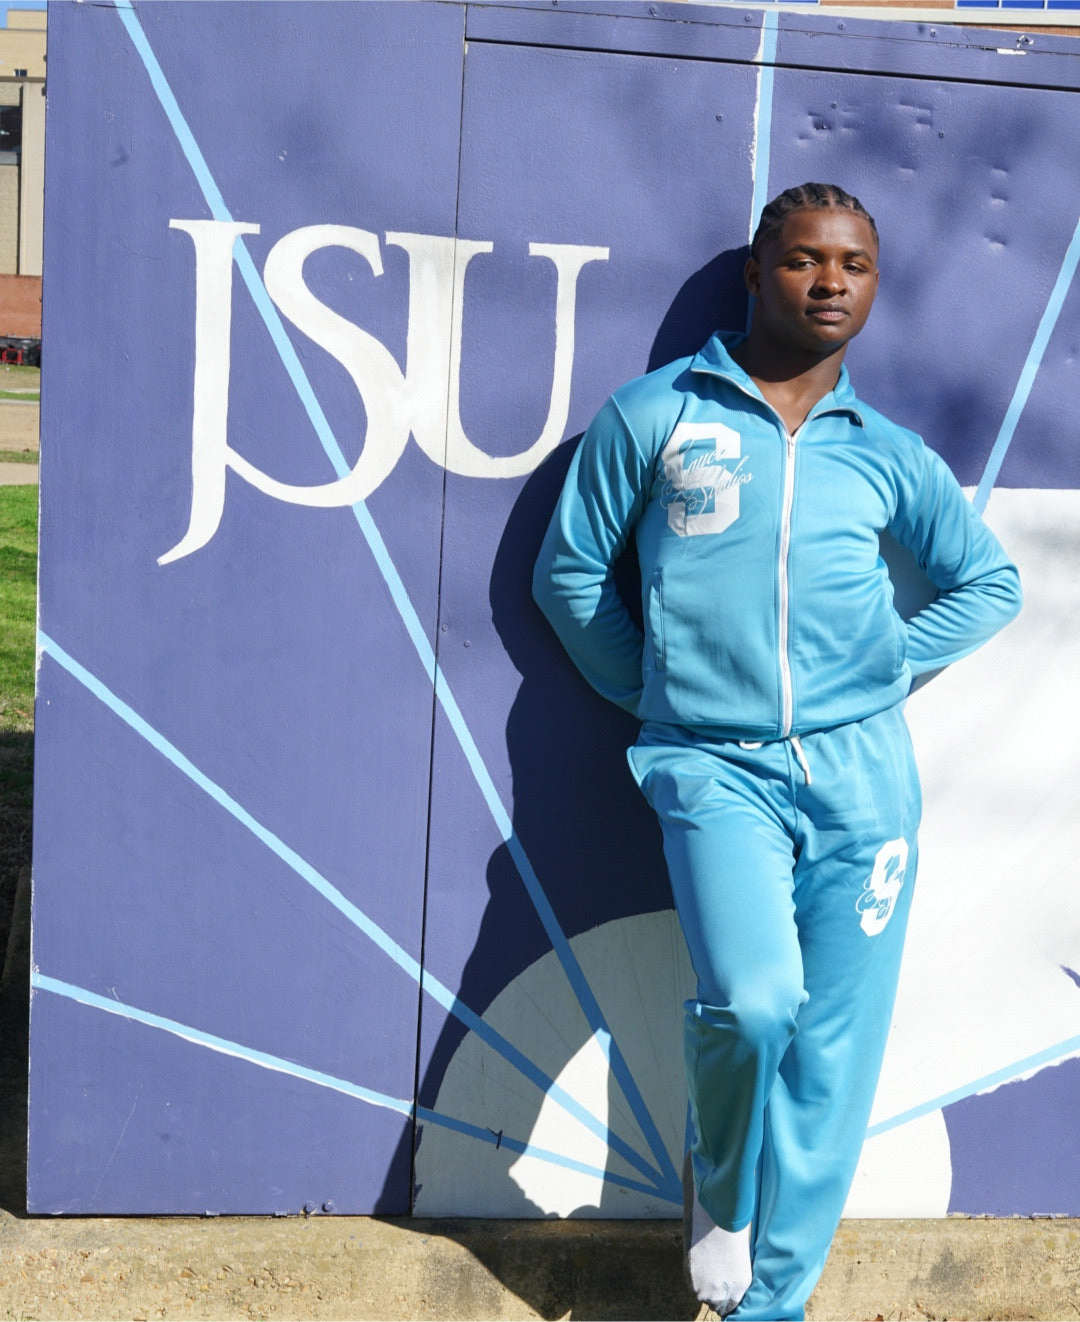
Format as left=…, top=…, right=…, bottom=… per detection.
left=892, top=446, right=1022, bottom=678
left=532, top=395, right=652, bottom=713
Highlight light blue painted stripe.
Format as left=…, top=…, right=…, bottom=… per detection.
left=234, top=245, right=355, bottom=482
left=866, top=1033, right=1080, bottom=1138
left=113, top=1, right=232, bottom=223
left=437, top=665, right=680, bottom=1197
left=33, top=972, right=415, bottom=1116
left=974, top=211, right=1080, bottom=513
left=114, top=0, right=677, bottom=1196
left=32, top=973, right=678, bottom=1202
left=414, top=1106, right=680, bottom=1202
left=116, top=0, right=360, bottom=497
left=36, top=632, right=664, bottom=1190
left=746, top=10, right=778, bottom=332
left=113, top=0, right=446, bottom=699
left=750, top=9, right=779, bottom=237
left=38, top=632, right=424, bottom=980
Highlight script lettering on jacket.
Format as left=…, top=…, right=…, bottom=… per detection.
left=162, top=221, right=609, bottom=565
left=660, top=422, right=751, bottom=536
left=683, top=453, right=753, bottom=491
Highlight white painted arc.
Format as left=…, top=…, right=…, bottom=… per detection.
left=420, top=490, right=1079, bottom=1217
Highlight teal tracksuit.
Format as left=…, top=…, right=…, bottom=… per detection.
left=533, top=332, right=1020, bottom=1319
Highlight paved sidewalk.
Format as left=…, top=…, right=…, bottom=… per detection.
left=0, top=398, right=39, bottom=484
left=0, top=462, right=37, bottom=484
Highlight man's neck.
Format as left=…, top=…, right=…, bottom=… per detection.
left=728, top=337, right=847, bottom=435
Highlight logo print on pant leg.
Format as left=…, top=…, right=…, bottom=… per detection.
left=856, top=838, right=908, bottom=936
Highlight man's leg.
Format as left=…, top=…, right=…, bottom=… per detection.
left=733, top=706, right=922, bottom=1321
left=629, top=727, right=804, bottom=1312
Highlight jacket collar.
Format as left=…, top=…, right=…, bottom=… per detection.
left=689, top=330, right=864, bottom=426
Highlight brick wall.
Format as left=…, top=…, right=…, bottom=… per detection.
left=0, top=273, right=41, bottom=338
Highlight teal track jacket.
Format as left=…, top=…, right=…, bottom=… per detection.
left=533, top=332, right=1022, bottom=738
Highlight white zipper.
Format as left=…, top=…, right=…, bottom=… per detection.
left=691, top=364, right=843, bottom=742
left=777, top=428, right=797, bottom=737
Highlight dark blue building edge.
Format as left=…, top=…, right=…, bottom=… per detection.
left=31, top=0, right=1080, bottom=1218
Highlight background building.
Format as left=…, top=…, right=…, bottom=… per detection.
left=0, top=5, right=43, bottom=340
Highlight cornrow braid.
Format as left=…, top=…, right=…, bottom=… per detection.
left=750, top=183, right=878, bottom=259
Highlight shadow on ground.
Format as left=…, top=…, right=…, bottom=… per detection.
left=0, top=862, right=29, bottom=1218
left=374, top=1216, right=697, bottom=1322
left=0, top=723, right=31, bottom=1218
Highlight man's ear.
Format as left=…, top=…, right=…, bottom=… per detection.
left=744, top=256, right=761, bottom=297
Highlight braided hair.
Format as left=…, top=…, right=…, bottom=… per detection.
left=750, top=183, right=878, bottom=259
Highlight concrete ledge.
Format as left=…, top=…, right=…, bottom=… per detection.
left=0, top=1212, right=1076, bottom=1320
left=815, top=1218, right=1080, bottom=1321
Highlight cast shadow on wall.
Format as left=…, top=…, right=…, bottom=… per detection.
left=374, top=247, right=938, bottom=1318
left=400, top=447, right=697, bottom=1322
left=411, top=447, right=697, bottom=1321
left=371, top=250, right=749, bottom=1319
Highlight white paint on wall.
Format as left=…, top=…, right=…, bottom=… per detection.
left=875, top=487, right=1080, bottom=1130
left=162, top=221, right=608, bottom=564
left=844, top=1111, right=953, bottom=1218
left=417, top=488, right=1077, bottom=1218
left=414, top=910, right=693, bottom=1219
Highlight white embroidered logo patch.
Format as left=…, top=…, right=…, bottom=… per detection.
left=856, top=838, right=908, bottom=937
left=659, top=422, right=751, bottom=536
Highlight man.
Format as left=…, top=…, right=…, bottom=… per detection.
left=533, top=183, right=1021, bottom=1320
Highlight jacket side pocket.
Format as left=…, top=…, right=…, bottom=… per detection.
left=646, top=568, right=666, bottom=672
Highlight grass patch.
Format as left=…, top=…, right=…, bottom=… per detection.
left=0, top=485, right=36, bottom=962
left=0, top=391, right=39, bottom=402
left=0, top=450, right=37, bottom=465
left=0, top=486, right=36, bottom=733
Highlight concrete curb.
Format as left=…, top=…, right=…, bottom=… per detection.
left=0, top=1210, right=1076, bottom=1320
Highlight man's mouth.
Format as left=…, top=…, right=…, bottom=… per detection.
left=807, top=306, right=848, bottom=322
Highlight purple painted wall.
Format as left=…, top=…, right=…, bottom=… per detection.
left=31, top=0, right=1080, bottom=1217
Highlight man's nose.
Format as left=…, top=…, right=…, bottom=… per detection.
left=812, top=264, right=846, bottom=295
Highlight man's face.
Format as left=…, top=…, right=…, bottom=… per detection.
left=745, top=208, right=880, bottom=357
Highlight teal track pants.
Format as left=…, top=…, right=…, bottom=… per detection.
left=628, top=704, right=922, bottom=1321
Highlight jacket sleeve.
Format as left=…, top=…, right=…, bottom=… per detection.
left=532, top=395, right=652, bottom=713
left=890, top=444, right=1022, bottom=678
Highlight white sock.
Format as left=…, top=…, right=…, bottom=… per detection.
left=686, top=1177, right=752, bottom=1317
